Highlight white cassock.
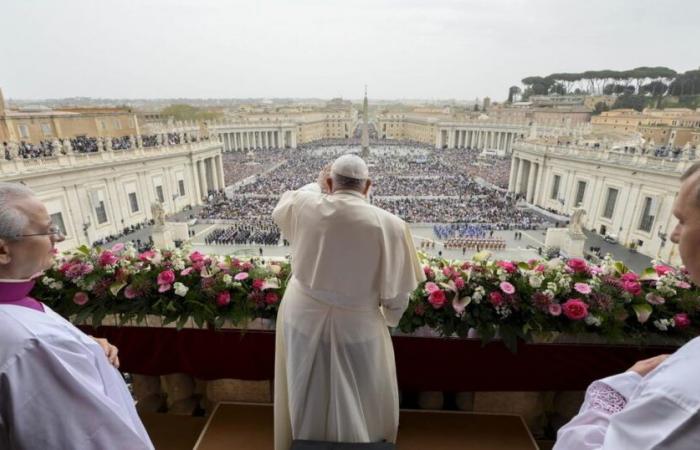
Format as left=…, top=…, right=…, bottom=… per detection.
left=0, top=304, right=154, bottom=450
left=272, top=186, right=424, bottom=450
left=555, top=336, right=700, bottom=449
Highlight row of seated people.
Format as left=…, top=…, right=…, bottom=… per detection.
left=444, top=237, right=506, bottom=250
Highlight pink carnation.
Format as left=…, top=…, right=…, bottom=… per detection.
left=574, top=283, right=592, bottom=295
left=562, top=299, right=588, bottom=320
left=425, top=282, right=440, bottom=294
left=566, top=258, right=588, bottom=273
left=548, top=303, right=562, bottom=316
left=157, top=269, right=176, bottom=286
left=73, top=291, right=89, bottom=306
left=216, top=291, right=231, bottom=307
left=428, top=290, right=446, bottom=309
left=499, top=281, right=515, bottom=295
left=674, top=313, right=691, bottom=329
left=234, top=272, right=249, bottom=281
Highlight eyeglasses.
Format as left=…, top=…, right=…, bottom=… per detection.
left=16, top=225, right=65, bottom=240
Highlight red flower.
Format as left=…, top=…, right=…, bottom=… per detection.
left=621, top=272, right=640, bottom=283
left=562, top=299, right=588, bottom=320
left=252, top=279, right=265, bottom=290
left=622, top=280, right=642, bottom=296
left=428, top=290, right=446, bottom=309
left=496, top=260, right=517, bottom=273
left=157, top=270, right=176, bottom=286
left=189, top=251, right=205, bottom=263
left=566, top=258, right=588, bottom=273
left=98, top=250, right=119, bottom=267
left=216, top=291, right=231, bottom=307
left=454, top=277, right=465, bottom=290
left=674, top=313, right=691, bottom=329
left=655, top=265, right=673, bottom=276
left=423, top=266, right=435, bottom=279
left=489, top=291, right=504, bottom=307
left=264, top=292, right=280, bottom=305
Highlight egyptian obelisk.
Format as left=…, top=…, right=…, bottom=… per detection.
left=361, top=86, right=370, bottom=158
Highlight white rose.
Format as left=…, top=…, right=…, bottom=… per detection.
left=173, top=282, right=189, bottom=297
left=528, top=276, right=543, bottom=288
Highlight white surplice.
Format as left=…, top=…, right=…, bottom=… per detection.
left=272, top=187, right=425, bottom=450
left=555, top=336, right=700, bottom=450
left=0, top=304, right=154, bottom=450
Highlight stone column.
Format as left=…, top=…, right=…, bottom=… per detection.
left=216, top=155, right=225, bottom=190
left=508, top=157, right=519, bottom=192
left=515, top=158, right=526, bottom=195
left=291, top=131, right=297, bottom=148
left=527, top=161, right=537, bottom=203
left=198, top=159, right=208, bottom=197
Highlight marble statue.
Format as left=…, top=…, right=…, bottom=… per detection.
left=569, top=208, right=587, bottom=235
left=151, top=202, right=166, bottom=226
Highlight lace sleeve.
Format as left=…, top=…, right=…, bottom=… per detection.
left=585, top=381, right=627, bottom=415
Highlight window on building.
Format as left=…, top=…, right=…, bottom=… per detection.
left=128, top=192, right=139, bottom=213
left=50, top=212, right=67, bottom=236
left=575, top=181, right=586, bottom=207
left=100, top=120, right=108, bottom=130
left=602, top=188, right=619, bottom=219
left=550, top=175, right=561, bottom=200
left=178, top=180, right=186, bottom=196
left=41, top=123, right=52, bottom=136
left=113, top=119, right=121, bottom=129
left=18, top=124, right=29, bottom=139
left=156, top=186, right=164, bottom=203
left=638, top=197, right=656, bottom=232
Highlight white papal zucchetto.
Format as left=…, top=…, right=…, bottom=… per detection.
left=330, top=154, right=369, bottom=180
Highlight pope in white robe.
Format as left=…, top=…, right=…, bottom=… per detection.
left=272, top=154, right=425, bottom=450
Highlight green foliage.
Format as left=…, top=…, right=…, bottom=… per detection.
left=612, top=94, right=649, bottom=112
left=161, top=104, right=223, bottom=122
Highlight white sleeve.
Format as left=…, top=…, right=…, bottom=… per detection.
left=380, top=292, right=410, bottom=327
left=1, top=341, right=153, bottom=450
left=299, top=182, right=322, bottom=193
left=272, top=190, right=297, bottom=241
left=555, top=371, right=648, bottom=450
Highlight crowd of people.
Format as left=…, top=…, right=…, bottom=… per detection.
left=204, top=219, right=280, bottom=246
left=444, top=237, right=506, bottom=251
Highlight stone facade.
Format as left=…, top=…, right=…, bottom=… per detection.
left=509, top=139, right=694, bottom=264
left=0, top=138, right=224, bottom=251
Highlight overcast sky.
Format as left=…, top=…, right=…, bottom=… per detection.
left=2, top=0, right=698, bottom=101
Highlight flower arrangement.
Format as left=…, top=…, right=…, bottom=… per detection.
left=35, top=243, right=288, bottom=329
left=33, top=245, right=700, bottom=350
left=398, top=251, right=700, bottom=350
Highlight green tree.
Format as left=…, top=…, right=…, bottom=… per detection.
left=507, top=86, right=521, bottom=103
left=161, top=104, right=222, bottom=121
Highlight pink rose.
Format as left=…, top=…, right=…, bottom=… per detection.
left=124, top=285, right=139, bottom=299
left=622, top=280, right=642, bottom=296
left=499, top=281, right=515, bottom=295
left=216, top=291, right=231, bottom=307
left=574, top=283, right=592, bottom=295
left=425, top=282, right=440, bottom=294
left=674, top=313, right=691, bottom=329
left=621, top=272, right=640, bottom=283
left=73, top=291, right=89, bottom=305
left=158, top=283, right=171, bottom=293
left=489, top=291, right=504, bottom=307
left=562, top=299, right=588, bottom=320
left=265, top=292, right=280, bottom=305
left=180, top=267, right=194, bottom=276
left=189, top=251, right=205, bottom=263
left=566, top=258, right=588, bottom=273
left=645, top=293, right=665, bottom=305
left=98, top=250, right=119, bottom=267
left=454, top=277, right=465, bottom=290
left=655, top=265, right=673, bottom=276
left=428, top=290, right=446, bottom=309
left=157, top=269, right=176, bottom=286
left=496, top=260, right=517, bottom=273
left=548, top=303, right=562, bottom=316
left=234, top=272, right=249, bottom=281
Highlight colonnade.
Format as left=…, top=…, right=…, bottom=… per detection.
left=217, top=130, right=296, bottom=152
left=508, top=156, right=542, bottom=204
left=439, top=129, right=520, bottom=152
left=194, top=154, right=226, bottom=199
